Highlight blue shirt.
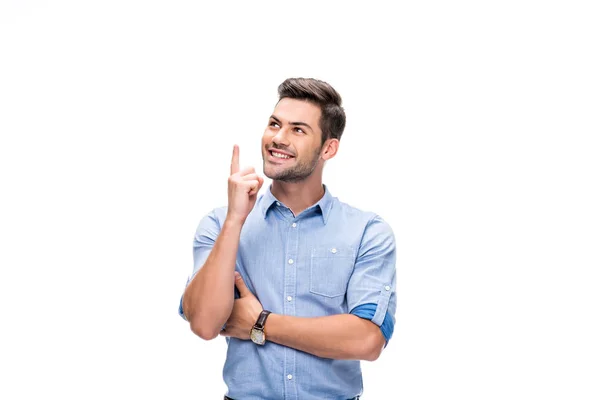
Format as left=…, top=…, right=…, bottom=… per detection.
left=179, top=185, right=397, bottom=400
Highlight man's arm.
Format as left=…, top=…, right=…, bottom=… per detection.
left=182, top=218, right=243, bottom=340
left=265, top=313, right=386, bottom=361
left=182, top=145, right=264, bottom=340
left=220, top=214, right=396, bottom=358
left=220, top=273, right=389, bottom=361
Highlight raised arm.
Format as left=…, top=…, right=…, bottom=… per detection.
left=181, top=145, right=264, bottom=340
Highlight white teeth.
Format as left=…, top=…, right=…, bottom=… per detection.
left=272, top=151, right=291, bottom=159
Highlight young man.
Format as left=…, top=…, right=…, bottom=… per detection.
left=179, top=78, right=397, bottom=400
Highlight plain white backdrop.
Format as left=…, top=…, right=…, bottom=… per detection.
left=1, top=1, right=599, bottom=399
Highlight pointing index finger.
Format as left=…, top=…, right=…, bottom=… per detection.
left=231, top=144, right=240, bottom=174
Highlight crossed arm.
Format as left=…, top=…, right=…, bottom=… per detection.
left=218, top=273, right=386, bottom=361
left=182, top=206, right=395, bottom=362
left=181, top=220, right=386, bottom=362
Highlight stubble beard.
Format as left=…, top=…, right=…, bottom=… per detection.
left=263, top=145, right=322, bottom=183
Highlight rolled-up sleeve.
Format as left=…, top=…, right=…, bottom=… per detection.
left=347, top=215, right=397, bottom=338
left=178, top=209, right=222, bottom=320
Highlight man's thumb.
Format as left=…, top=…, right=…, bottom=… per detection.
left=234, top=272, right=251, bottom=296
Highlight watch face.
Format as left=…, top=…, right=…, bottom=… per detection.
left=250, top=328, right=265, bottom=345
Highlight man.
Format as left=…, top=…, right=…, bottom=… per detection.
left=179, top=78, right=396, bottom=400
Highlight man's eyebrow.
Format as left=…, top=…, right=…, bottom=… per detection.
left=269, top=115, right=314, bottom=132
left=290, top=121, right=314, bottom=132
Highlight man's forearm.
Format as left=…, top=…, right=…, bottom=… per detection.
left=265, top=313, right=386, bottom=361
left=183, top=218, right=243, bottom=340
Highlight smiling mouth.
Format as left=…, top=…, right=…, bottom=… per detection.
left=269, top=150, right=294, bottom=160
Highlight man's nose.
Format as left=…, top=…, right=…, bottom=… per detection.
left=272, top=127, right=290, bottom=146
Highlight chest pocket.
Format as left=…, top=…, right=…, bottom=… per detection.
left=310, top=246, right=356, bottom=298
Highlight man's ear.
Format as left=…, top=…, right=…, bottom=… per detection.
left=321, top=139, right=340, bottom=161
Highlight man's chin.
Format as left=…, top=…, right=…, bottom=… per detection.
left=264, top=164, right=311, bottom=183
left=264, top=165, right=287, bottom=180
left=263, top=170, right=279, bottom=181
left=265, top=170, right=288, bottom=182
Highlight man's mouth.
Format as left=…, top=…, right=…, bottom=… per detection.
left=269, top=150, right=294, bottom=160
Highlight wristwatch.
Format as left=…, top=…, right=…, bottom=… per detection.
left=250, top=310, right=271, bottom=345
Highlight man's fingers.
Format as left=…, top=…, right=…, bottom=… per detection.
left=249, top=176, right=265, bottom=197
left=234, top=272, right=251, bottom=297
left=230, top=144, right=240, bottom=175
left=242, top=173, right=260, bottom=182
left=234, top=166, right=255, bottom=177
left=244, top=180, right=259, bottom=194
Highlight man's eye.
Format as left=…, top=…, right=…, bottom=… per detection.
left=294, top=128, right=305, bottom=134
left=269, top=122, right=280, bottom=128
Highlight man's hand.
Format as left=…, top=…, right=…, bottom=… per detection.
left=220, top=272, right=263, bottom=340
left=227, top=145, right=264, bottom=225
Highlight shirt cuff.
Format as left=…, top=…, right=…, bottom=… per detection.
left=178, top=294, right=187, bottom=321
left=350, top=303, right=395, bottom=342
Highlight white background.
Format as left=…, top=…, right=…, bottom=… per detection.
left=1, top=1, right=599, bottom=399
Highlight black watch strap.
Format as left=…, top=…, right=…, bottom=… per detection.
left=254, top=310, right=271, bottom=329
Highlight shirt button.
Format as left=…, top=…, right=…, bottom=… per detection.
left=292, top=223, right=297, bottom=228
left=276, top=202, right=281, bottom=206
left=385, top=285, right=391, bottom=291
left=287, top=296, right=293, bottom=301
left=288, top=259, right=294, bottom=265
left=331, top=248, right=337, bottom=254
left=287, top=374, right=293, bottom=380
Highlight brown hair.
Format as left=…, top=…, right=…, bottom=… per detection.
left=277, top=78, right=346, bottom=145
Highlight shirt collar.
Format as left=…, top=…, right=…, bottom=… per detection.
left=260, top=184, right=334, bottom=225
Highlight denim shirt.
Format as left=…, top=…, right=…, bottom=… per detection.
left=179, top=185, right=397, bottom=400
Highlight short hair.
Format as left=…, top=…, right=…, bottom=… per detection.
left=277, top=78, right=346, bottom=145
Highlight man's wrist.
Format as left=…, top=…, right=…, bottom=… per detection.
left=254, top=310, right=271, bottom=329
left=223, top=216, right=244, bottom=231
left=263, top=313, right=281, bottom=343
left=251, top=310, right=271, bottom=345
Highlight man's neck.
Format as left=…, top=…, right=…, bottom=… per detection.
left=270, top=178, right=325, bottom=217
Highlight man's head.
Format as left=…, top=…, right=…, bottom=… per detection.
left=262, top=78, right=346, bottom=183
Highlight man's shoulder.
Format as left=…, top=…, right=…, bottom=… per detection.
left=196, top=205, right=228, bottom=229
left=211, top=205, right=228, bottom=217
left=333, top=197, right=394, bottom=235
left=211, top=205, right=229, bottom=223
left=333, top=197, right=380, bottom=222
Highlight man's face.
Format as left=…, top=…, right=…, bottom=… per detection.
left=262, top=98, right=324, bottom=182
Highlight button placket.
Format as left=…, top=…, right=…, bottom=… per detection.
left=283, top=214, right=299, bottom=399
